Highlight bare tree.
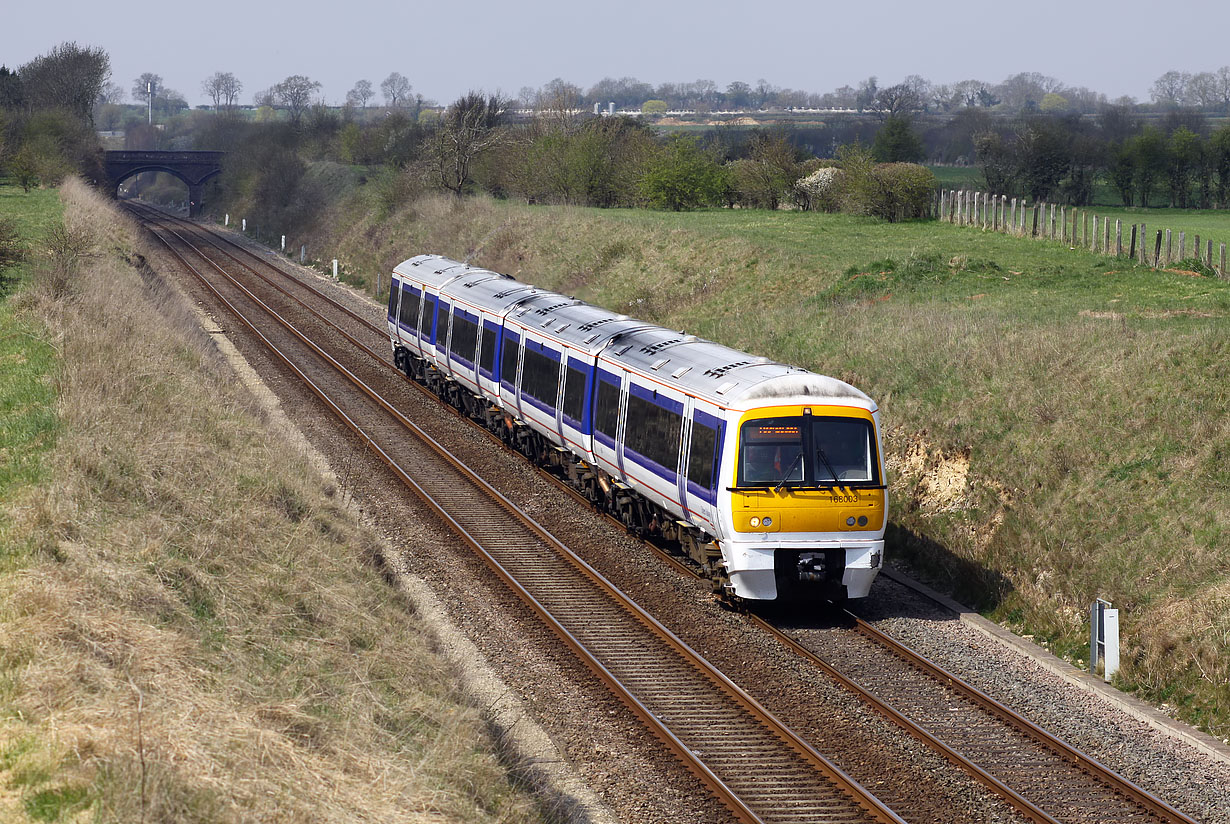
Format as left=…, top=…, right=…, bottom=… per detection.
left=1214, top=66, right=1230, bottom=112
left=97, top=81, right=124, bottom=105
left=873, top=83, right=924, bottom=118
left=18, top=42, right=111, bottom=124
left=346, top=79, right=374, bottom=109
left=430, top=91, right=509, bottom=195
left=274, top=74, right=321, bottom=124
left=202, top=71, right=242, bottom=111
left=381, top=72, right=412, bottom=107
left=1149, top=71, right=1190, bottom=107
left=132, top=72, right=161, bottom=105
left=530, top=78, right=581, bottom=129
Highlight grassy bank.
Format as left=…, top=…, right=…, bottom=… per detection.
left=0, top=181, right=544, bottom=823
left=302, top=183, right=1230, bottom=739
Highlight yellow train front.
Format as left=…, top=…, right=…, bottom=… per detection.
left=715, top=399, right=886, bottom=602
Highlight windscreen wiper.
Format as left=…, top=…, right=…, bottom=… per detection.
left=774, top=452, right=804, bottom=491
left=815, top=445, right=841, bottom=484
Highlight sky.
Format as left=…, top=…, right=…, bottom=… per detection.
left=3, top=0, right=1228, bottom=107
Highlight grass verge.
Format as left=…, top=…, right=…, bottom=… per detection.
left=0, top=180, right=546, bottom=822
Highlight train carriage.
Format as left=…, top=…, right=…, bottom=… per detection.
left=389, top=254, right=886, bottom=603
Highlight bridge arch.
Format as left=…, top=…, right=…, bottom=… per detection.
left=103, top=151, right=225, bottom=217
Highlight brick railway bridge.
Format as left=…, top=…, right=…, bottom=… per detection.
left=103, top=150, right=225, bottom=217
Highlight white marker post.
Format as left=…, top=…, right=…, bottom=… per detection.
left=225, top=214, right=229, bottom=227
left=281, top=235, right=286, bottom=251
left=332, top=259, right=338, bottom=280
left=1090, top=599, right=1120, bottom=681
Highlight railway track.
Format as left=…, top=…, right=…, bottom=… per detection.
left=131, top=203, right=904, bottom=824
left=128, top=203, right=1205, bottom=824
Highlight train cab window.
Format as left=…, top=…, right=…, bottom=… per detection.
left=594, top=377, right=620, bottom=439
left=687, top=419, right=718, bottom=491
left=449, top=312, right=479, bottom=363
left=398, top=288, right=421, bottom=331
left=625, top=392, right=681, bottom=472
left=738, top=416, right=877, bottom=487
left=387, top=283, right=398, bottom=320
left=521, top=346, right=559, bottom=407
left=501, top=332, right=520, bottom=387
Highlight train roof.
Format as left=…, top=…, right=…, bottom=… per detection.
left=394, top=255, right=874, bottom=412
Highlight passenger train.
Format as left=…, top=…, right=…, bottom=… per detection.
left=387, top=254, right=886, bottom=602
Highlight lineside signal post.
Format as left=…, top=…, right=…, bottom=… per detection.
left=1090, top=598, right=1119, bottom=681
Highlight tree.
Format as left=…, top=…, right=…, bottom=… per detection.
left=872, top=116, right=924, bottom=162
left=641, top=99, right=668, bottom=115
left=724, top=81, right=752, bottom=109
left=1150, top=71, right=1190, bottom=107
left=1131, top=128, right=1168, bottom=206
left=429, top=91, right=509, bottom=195
left=996, top=72, right=1061, bottom=111
left=132, top=72, right=162, bottom=105
left=973, top=130, right=1016, bottom=192
left=855, top=76, right=878, bottom=111
left=346, top=79, right=374, bottom=109
left=873, top=84, right=924, bottom=118
left=1167, top=127, right=1202, bottom=208
left=202, top=71, right=242, bottom=111
left=638, top=134, right=726, bottom=210
left=1039, top=93, right=1070, bottom=113
left=381, top=72, right=412, bottom=107
left=731, top=129, right=801, bottom=209
left=273, top=75, right=321, bottom=125
left=0, top=66, right=23, bottom=109
left=19, top=42, right=111, bottom=125
left=97, top=82, right=124, bottom=105
left=1210, top=126, right=1230, bottom=206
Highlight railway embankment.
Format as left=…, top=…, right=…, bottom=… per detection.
left=271, top=174, right=1229, bottom=742
left=0, top=180, right=549, bottom=822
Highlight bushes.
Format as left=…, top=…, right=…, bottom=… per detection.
left=796, top=146, right=935, bottom=221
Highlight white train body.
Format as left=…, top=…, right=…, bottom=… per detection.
left=387, top=254, right=887, bottom=601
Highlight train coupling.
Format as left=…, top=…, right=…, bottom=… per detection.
left=797, top=552, right=828, bottom=582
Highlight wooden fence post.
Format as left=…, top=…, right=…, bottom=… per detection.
left=1207, top=239, right=1214, bottom=268
left=1153, top=230, right=1162, bottom=267
left=1220, top=243, right=1227, bottom=279
left=1165, top=229, right=1172, bottom=265
left=1083, top=211, right=1089, bottom=248
left=1105, top=219, right=1111, bottom=254
left=1178, top=231, right=1186, bottom=259
left=1060, top=206, right=1066, bottom=242
left=1049, top=204, right=1056, bottom=240
left=1010, top=198, right=1017, bottom=233
left=985, top=193, right=992, bottom=230
left=1129, top=224, right=1137, bottom=259
left=1194, top=234, right=1201, bottom=260
left=1032, top=204, right=1040, bottom=237
left=1115, top=220, right=1123, bottom=256
left=1139, top=223, right=1146, bottom=263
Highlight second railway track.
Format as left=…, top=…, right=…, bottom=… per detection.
left=129, top=203, right=1207, bottom=824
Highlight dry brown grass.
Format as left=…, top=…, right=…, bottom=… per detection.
left=0, top=180, right=543, bottom=822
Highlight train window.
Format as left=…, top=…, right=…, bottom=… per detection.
left=688, top=419, right=718, bottom=491
left=738, top=416, right=877, bottom=487
left=501, top=333, right=520, bottom=387
left=387, top=283, right=398, bottom=320
left=521, top=346, right=559, bottom=407
left=479, top=325, right=496, bottom=376
left=398, top=289, right=421, bottom=330
left=449, top=312, right=479, bottom=363
left=625, top=392, right=681, bottom=472
left=594, top=378, right=620, bottom=439
left=562, top=364, right=586, bottom=423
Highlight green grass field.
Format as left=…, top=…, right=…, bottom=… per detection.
left=0, top=186, right=62, bottom=529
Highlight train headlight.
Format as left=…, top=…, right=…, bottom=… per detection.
left=858, top=516, right=868, bottom=526
left=846, top=517, right=856, bottom=526
left=750, top=517, right=760, bottom=527
left=762, top=516, right=772, bottom=527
